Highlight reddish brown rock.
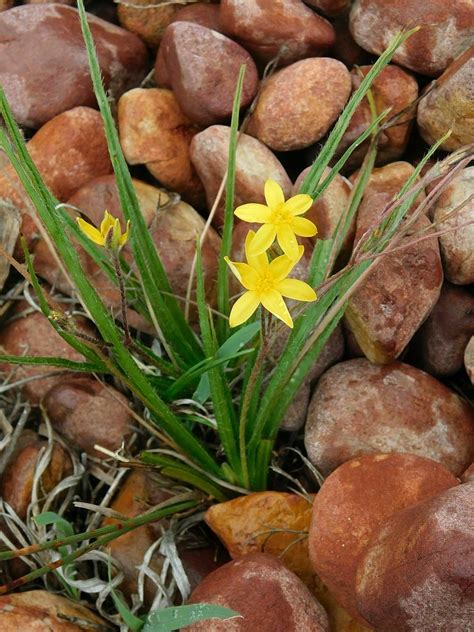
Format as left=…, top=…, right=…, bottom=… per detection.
left=171, top=2, right=224, bottom=32
left=466, top=336, right=474, bottom=384
left=220, top=0, right=334, bottom=65
left=247, top=58, right=351, bottom=151
left=0, top=4, right=147, bottom=128
left=187, top=553, right=330, bottom=631
left=0, top=0, right=13, bottom=9
left=155, top=22, right=258, bottom=126
left=356, top=483, right=474, bottom=632
left=305, top=0, right=350, bottom=16
left=349, top=0, right=474, bottom=77
left=0, top=431, right=72, bottom=519
left=118, top=88, right=205, bottom=207
left=304, top=359, right=474, bottom=477
left=461, top=462, right=474, bottom=482
left=432, top=166, right=474, bottom=285
left=350, top=160, right=422, bottom=197
left=190, top=125, right=292, bottom=226
left=417, top=46, right=474, bottom=150
left=117, top=0, right=180, bottom=48
left=308, top=453, right=458, bottom=621
left=43, top=377, right=133, bottom=458
left=413, top=283, right=474, bottom=376
left=331, top=10, right=371, bottom=68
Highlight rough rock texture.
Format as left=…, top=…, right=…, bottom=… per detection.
left=308, top=453, right=458, bottom=621
left=349, top=0, right=474, bottom=77
left=190, top=125, right=291, bottom=226
left=304, top=359, right=474, bottom=476
left=466, top=336, right=474, bottom=384
left=417, top=47, right=474, bottom=151
left=117, top=0, right=180, bottom=48
left=220, top=0, right=335, bottom=65
left=0, top=4, right=147, bottom=128
left=155, top=22, right=258, bottom=126
left=432, top=166, right=474, bottom=285
left=356, top=483, right=474, bottom=632
left=331, top=10, right=371, bottom=68
left=187, top=553, right=330, bottom=631
left=247, top=58, right=351, bottom=151
left=118, top=88, right=205, bottom=207
left=171, top=2, right=224, bottom=32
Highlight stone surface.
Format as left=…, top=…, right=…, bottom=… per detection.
left=190, top=125, right=292, bottom=226
left=220, top=0, right=335, bottom=65
left=0, top=590, right=106, bottom=631
left=432, top=166, right=474, bottom=285
left=305, top=0, right=350, bottom=16
left=117, top=0, right=180, bottom=48
left=155, top=22, right=258, bottom=126
left=304, top=359, right=474, bottom=477
left=43, top=377, right=133, bottom=458
left=247, top=58, right=351, bottom=151
left=337, top=65, right=418, bottom=169
left=466, top=336, right=474, bottom=384
left=349, top=0, right=474, bottom=77
left=356, top=483, right=474, bottom=632
left=417, top=46, right=474, bottom=150
left=412, top=283, right=474, bottom=376
left=0, top=0, right=13, bottom=9
left=0, top=431, right=72, bottom=519
left=187, top=553, right=330, bottom=631
left=0, top=4, right=147, bottom=128
left=308, top=453, right=458, bottom=621
left=171, top=2, right=223, bottom=32
left=118, top=88, right=205, bottom=207
left=461, top=462, right=474, bottom=483
left=331, top=10, right=371, bottom=68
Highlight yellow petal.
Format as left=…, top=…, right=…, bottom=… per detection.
left=244, top=230, right=270, bottom=271
left=227, top=261, right=259, bottom=290
left=260, top=289, right=293, bottom=328
left=234, top=203, right=272, bottom=223
left=269, top=254, right=294, bottom=281
left=100, top=210, right=116, bottom=237
left=292, top=216, right=318, bottom=237
left=248, top=223, right=277, bottom=256
left=285, top=194, right=313, bottom=216
left=277, top=224, right=300, bottom=261
left=264, top=179, right=285, bottom=210
left=277, top=278, right=317, bottom=302
left=229, top=291, right=260, bottom=327
left=120, top=220, right=131, bottom=246
left=76, top=217, right=105, bottom=246
left=225, top=256, right=243, bottom=283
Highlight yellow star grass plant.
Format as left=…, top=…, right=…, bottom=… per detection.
left=234, top=179, right=317, bottom=261
left=225, top=231, right=317, bottom=329
left=77, top=210, right=130, bottom=250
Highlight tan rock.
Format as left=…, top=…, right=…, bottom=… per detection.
left=117, top=0, right=180, bottom=48
left=0, top=0, right=13, bottom=9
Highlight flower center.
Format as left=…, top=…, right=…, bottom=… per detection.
left=255, top=272, right=275, bottom=295
left=271, top=203, right=291, bottom=225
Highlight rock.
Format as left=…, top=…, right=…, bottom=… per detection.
left=418, top=46, right=474, bottom=151
left=336, top=65, right=418, bottom=169
left=432, top=166, right=474, bottom=285
left=155, top=22, right=258, bottom=126
left=308, top=453, right=458, bottom=621
left=0, top=203, right=20, bottom=291
left=0, top=0, right=13, bottom=10
left=0, top=4, right=147, bottom=128
left=118, top=88, right=205, bottom=207
left=43, top=377, right=133, bottom=458
left=220, top=0, right=335, bottom=66
left=0, top=311, right=93, bottom=405
left=331, top=10, right=371, bottom=68
left=466, top=336, right=474, bottom=384
left=26, top=0, right=75, bottom=3
left=247, top=58, right=351, bottom=151
left=461, top=462, right=474, bottom=483
left=305, top=0, right=350, bottom=15
left=117, top=0, right=180, bottom=48
left=349, top=160, right=422, bottom=197
left=187, top=553, right=330, bottom=631
left=356, top=483, right=474, bottom=632
left=190, top=125, right=291, bottom=226
left=304, top=359, right=474, bottom=477
left=171, top=2, right=224, bottom=32
left=179, top=546, right=230, bottom=595
left=0, top=590, right=106, bottom=631
left=0, top=430, right=72, bottom=519
left=412, top=283, right=474, bottom=376
left=349, top=0, right=474, bottom=77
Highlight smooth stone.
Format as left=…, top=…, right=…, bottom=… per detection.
left=466, top=336, right=474, bottom=384
left=117, top=0, right=180, bottom=48
left=171, top=2, right=224, bottom=33
left=304, top=0, right=350, bottom=16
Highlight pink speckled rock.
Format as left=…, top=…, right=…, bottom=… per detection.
left=247, top=58, right=351, bottom=151
left=190, top=125, right=292, bottom=226
left=304, top=359, right=474, bottom=476
left=356, top=483, right=474, bottom=632
left=155, top=22, right=258, bottom=126
left=220, top=0, right=334, bottom=65
left=187, top=553, right=330, bottom=631
left=349, top=0, right=474, bottom=77
left=0, top=4, right=147, bottom=128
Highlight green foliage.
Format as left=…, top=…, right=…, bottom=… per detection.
left=142, top=604, right=241, bottom=631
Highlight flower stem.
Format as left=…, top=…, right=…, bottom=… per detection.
left=112, top=249, right=132, bottom=346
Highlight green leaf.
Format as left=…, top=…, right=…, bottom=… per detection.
left=0, top=354, right=105, bottom=372
left=34, top=512, right=75, bottom=539
left=142, top=604, right=241, bottom=632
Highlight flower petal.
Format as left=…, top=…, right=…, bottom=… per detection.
left=247, top=224, right=277, bottom=257
left=100, top=210, right=116, bottom=236
left=77, top=218, right=105, bottom=246
left=229, top=291, right=260, bottom=327
left=269, top=254, right=294, bottom=281
left=260, top=289, right=293, bottom=328
left=292, top=216, right=318, bottom=237
left=234, top=203, right=271, bottom=223
left=277, top=224, right=300, bottom=261
left=225, top=259, right=259, bottom=290
left=285, top=194, right=313, bottom=216
left=264, top=179, right=285, bottom=210
left=277, top=278, right=317, bottom=302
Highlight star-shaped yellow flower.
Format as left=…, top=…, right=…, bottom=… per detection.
left=225, top=231, right=317, bottom=329
left=234, top=179, right=317, bottom=261
left=77, top=210, right=130, bottom=250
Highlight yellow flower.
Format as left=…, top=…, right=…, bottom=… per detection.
left=234, top=179, right=317, bottom=261
left=77, top=210, right=130, bottom=250
left=225, top=231, right=317, bottom=329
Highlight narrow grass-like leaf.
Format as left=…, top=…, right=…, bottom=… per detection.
left=143, top=604, right=241, bottom=632
left=0, top=355, right=105, bottom=372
